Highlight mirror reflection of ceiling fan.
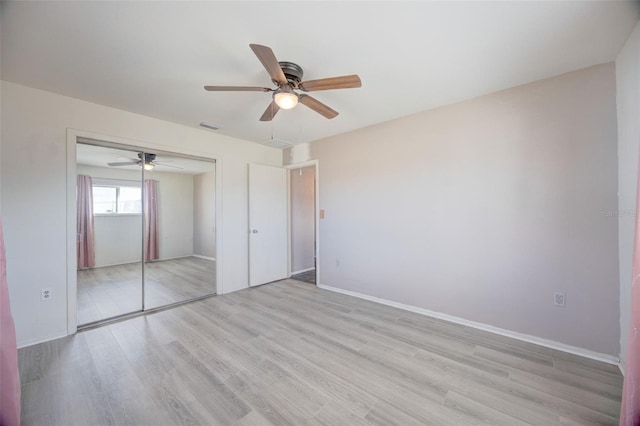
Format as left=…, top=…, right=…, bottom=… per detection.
left=204, top=44, right=361, bottom=121
left=107, top=153, right=183, bottom=171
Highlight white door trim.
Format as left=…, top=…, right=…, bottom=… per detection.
left=65, top=128, right=223, bottom=335
left=285, top=160, right=320, bottom=286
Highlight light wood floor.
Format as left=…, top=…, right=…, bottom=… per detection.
left=77, top=256, right=216, bottom=325
left=20, top=279, right=621, bottom=425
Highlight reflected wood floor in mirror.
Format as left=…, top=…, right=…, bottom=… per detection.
left=77, top=256, right=216, bottom=325
left=21, top=279, right=621, bottom=425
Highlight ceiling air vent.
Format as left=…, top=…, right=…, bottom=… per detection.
left=262, top=138, right=293, bottom=149
left=199, top=121, right=221, bottom=131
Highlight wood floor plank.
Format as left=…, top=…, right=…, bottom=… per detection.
left=308, top=399, right=371, bottom=426
left=164, top=341, right=252, bottom=423
left=449, top=374, right=562, bottom=425
left=225, top=372, right=296, bottom=426
left=443, top=391, right=529, bottom=425
left=449, top=362, right=619, bottom=425
left=553, top=357, right=624, bottom=386
left=148, top=372, right=212, bottom=426
left=509, top=368, right=621, bottom=418
left=359, top=319, right=478, bottom=359
left=249, top=336, right=379, bottom=417
left=306, top=343, right=449, bottom=407
left=364, top=399, right=430, bottom=426
left=364, top=395, right=477, bottom=426
left=240, top=356, right=332, bottom=418
left=18, top=338, right=60, bottom=385
left=473, top=345, right=622, bottom=399
left=235, top=409, right=277, bottom=426
left=108, top=318, right=175, bottom=385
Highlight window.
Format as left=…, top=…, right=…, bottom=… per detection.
left=93, top=185, right=141, bottom=214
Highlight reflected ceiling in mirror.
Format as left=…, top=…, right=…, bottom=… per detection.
left=76, top=142, right=215, bottom=175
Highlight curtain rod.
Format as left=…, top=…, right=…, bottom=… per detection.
left=89, top=177, right=141, bottom=183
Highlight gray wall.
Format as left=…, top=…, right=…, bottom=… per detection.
left=291, top=166, right=315, bottom=273
left=616, top=21, right=640, bottom=367
left=193, top=169, right=216, bottom=259
left=312, top=63, right=620, bottom=356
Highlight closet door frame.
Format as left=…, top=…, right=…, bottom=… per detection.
left=66, top=129, right=221, bottom=335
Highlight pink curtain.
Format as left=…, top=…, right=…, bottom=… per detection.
left=77, top=175, right=95, bottom=269
left=0, top=218, right=21, bottom=426
left=621, top=140, right=640, bottom=426
left=144, top=179, right=159, bottom=261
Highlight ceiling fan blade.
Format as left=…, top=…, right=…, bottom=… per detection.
left=153, top=162, right=184, bottom=170
left=204, top=85, right=272, bottom=92
left=299, top=75, right=362, bottom=92
left=107, top=161, right=139, bottom=166
left=249, top=44, right=287, bottom=84
left=259, top=101, right=280, bottom=121
left=299, top=94, right=338, bottom=119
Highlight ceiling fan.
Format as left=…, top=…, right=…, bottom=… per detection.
left=204, top=44, right=361, bottom=121
left=107, top=153, right=183, bottom=171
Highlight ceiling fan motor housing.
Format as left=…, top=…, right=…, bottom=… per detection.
left=278, top=61, right=303, bottom=87
left=137, top=152, right=156, bottom=163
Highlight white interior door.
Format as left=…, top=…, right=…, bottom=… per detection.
left=249, top=163, right=288, bottom=286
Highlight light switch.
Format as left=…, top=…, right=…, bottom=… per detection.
left=320, top=209, right=325, bottom=219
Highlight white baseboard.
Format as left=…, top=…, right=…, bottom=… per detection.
left=148, top=255, right=193, bottom=262
left=291, top=267, right=315, bottom=275
left=192, top=254, right=216, bottom=261
left=89, top=259, right=141, bottom=269
left=90, top=255, right=215, bottom=269
left=317, top=284, right=620, bottom=366
left=18, top=332, right=68, bottom=349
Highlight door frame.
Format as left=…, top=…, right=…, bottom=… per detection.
left=285, top=160, right=320, bottom=286
left=66, top=129, right=223, bottom=335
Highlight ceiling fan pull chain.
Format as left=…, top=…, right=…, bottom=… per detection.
left=270, top=103, right=274, bottom=141
left=299, top=110, right=303, bottom=144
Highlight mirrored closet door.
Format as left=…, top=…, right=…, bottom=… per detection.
left=142, top=152, right=216, bottom=310
left=76, top=144, right=144, bottom=325
left=76, top=141, right=216, bottom=327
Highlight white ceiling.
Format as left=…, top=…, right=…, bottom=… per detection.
left=2, top=1, right=638, bottom=146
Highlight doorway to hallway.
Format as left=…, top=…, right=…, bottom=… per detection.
left=289, top=164, right=317, bottom=285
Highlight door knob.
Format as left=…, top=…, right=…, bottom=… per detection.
left=252, top=229, right=258, bottom=233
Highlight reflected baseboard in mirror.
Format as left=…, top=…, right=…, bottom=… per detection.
left=77, top=256, right=216, bottom=325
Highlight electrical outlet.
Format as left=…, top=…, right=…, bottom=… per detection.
left=41, top=288, right=52, bottom=301
left=554, top=292, right=565, bottom=307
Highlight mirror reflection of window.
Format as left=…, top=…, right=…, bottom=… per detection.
left=92, top=185, right=142, bottom=214
left=93, top=186, right=117, bottom=213
left=118, top=187, right=142, bottom=213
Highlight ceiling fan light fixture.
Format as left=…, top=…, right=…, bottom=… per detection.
left=274, top=89, right=298, bottom=110
left=143, top=163, right=154, bottom=171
